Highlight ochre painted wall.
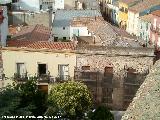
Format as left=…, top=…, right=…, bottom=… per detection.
left=2, top=50, right=76, bottom=79
left=118, top=2, right=128, bottom=23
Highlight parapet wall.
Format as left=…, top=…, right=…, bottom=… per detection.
left=76, top=45, right=155, bottom=57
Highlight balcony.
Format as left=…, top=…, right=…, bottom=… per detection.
left=13, top=73, right=70, bottom=84
left=150, top=25, right=160, bottom=35
left=119, top=8, right=128, bottom=14
left=14, top=73, right=50, bottom=84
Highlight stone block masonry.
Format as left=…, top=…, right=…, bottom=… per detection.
left=75, top=46, right=154, bottom=110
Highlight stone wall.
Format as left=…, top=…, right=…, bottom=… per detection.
left=75, top=48, right=154, bottom=110
left=122, top=60, right=160, bottom=120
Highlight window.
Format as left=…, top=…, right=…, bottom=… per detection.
left=140, top=24, right=142, bottom=29
left=152, top=34, right=155, bottom=44
left=58, top=64, right=69, bottom=80
left=38, top=64, right=47, bottom=76
left=104, top=67, right=113, bottom=83
left=40, top=5, right=42, bottom=10
left=140, top=33, right=142, bottom=38
left=16, top=63, right=26, bottom=77
left=63, top=27, right=65, bottom=30
left=63, top=37, right=66, bottom=40
left=82, top=66, right=90, bottom=70
left=54, top=37, right=58, bottom=42
left=12, top=0, right=19, bottom=3
left=146, top=23, right=148, bottom=30
left=81, top=72, right=90, bottom=79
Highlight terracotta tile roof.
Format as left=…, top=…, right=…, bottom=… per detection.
left=139, top=14, right=152, bottom=23
left=12, top=24, right=51, bottom=41
left=27, top=41, right=75, bottom=50
left=7, top=40, right=35, bottom=47
left=129, top=0, right=160, bottom=13
left=7, top=40, right=76, bottom=50
left=152, top=10, right=160, bottom=17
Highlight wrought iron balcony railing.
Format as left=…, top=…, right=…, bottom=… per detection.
left=150, top=25, right=160, bottom=34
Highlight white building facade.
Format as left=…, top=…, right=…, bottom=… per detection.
left=53, top=10, right=101, bottom=40
left=126, top=11, right=139, bottom=36
left=13, top=0, right=41, bottom=11
left=54, top=0, right=64, bottom=10
left=13, top=0, right=55, bottom=12
left=0, top=0, right=12, bottom=4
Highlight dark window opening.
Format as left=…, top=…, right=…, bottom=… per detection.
left=81, top=72, right=90, bottom=79
left=63, top=27, right=65, bottom=30
left=54, top=37, right=58, bottom=42
left=40, top=5, right=42, bottom=10
left=63, top=37, right=66, bottom=40
left=103, top=67, right=113, bottom=84
left=12, top=0, right=19, bottom=3
left=38, top=64, right=47, bottom=76
left=82, top=66, right=90, bottom=70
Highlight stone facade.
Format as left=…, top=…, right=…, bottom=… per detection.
left=122, top=59, right=160, bottom=120
left=75, top=46, right=154, bottom=110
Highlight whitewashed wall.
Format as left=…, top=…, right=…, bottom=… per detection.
left=71, top=26, right=91, bottom=37
left=127, top=11, right=139, bottom=36
left=54, top=0, right=64, bottom=10
left=53, top=26, right=70, bottom=39
left=53, top=26, right=91, bottom=40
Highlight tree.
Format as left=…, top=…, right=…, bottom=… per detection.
left=0, top=78, right=48, bottom=118
left=88, top=106, right=114, bottom=120
left=0, top=86, right=32, bottom=118
left=48, top=81, right=93, bottom=119
left=15, top=78, right=48, bottom=116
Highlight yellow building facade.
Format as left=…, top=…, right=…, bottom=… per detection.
left=2, top=48, right=76, bottom=81
left=118, top=1, right=129, bottom=29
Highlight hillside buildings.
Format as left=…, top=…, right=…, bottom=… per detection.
left=150, top=10, right=160, bottom=49
left=1, top=0, right=160, bottom=112
left=12, top=0, right=55, bottom=11
left=138, top=14, right=152, bottom=47
left=52, top=10, right=102, bottom=40
left=126, top=0, right=160, bottom=36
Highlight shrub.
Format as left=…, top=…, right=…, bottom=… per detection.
left=48, top=81, right=93, bottom=119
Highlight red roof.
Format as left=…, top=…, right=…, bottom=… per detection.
left=7, top=40, right=34, bottom=47
left=7, top=40, right=76, bottom=50
left=152, top=10, right=160, bottom=17
left=12, top=24, right=51, bottom=41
